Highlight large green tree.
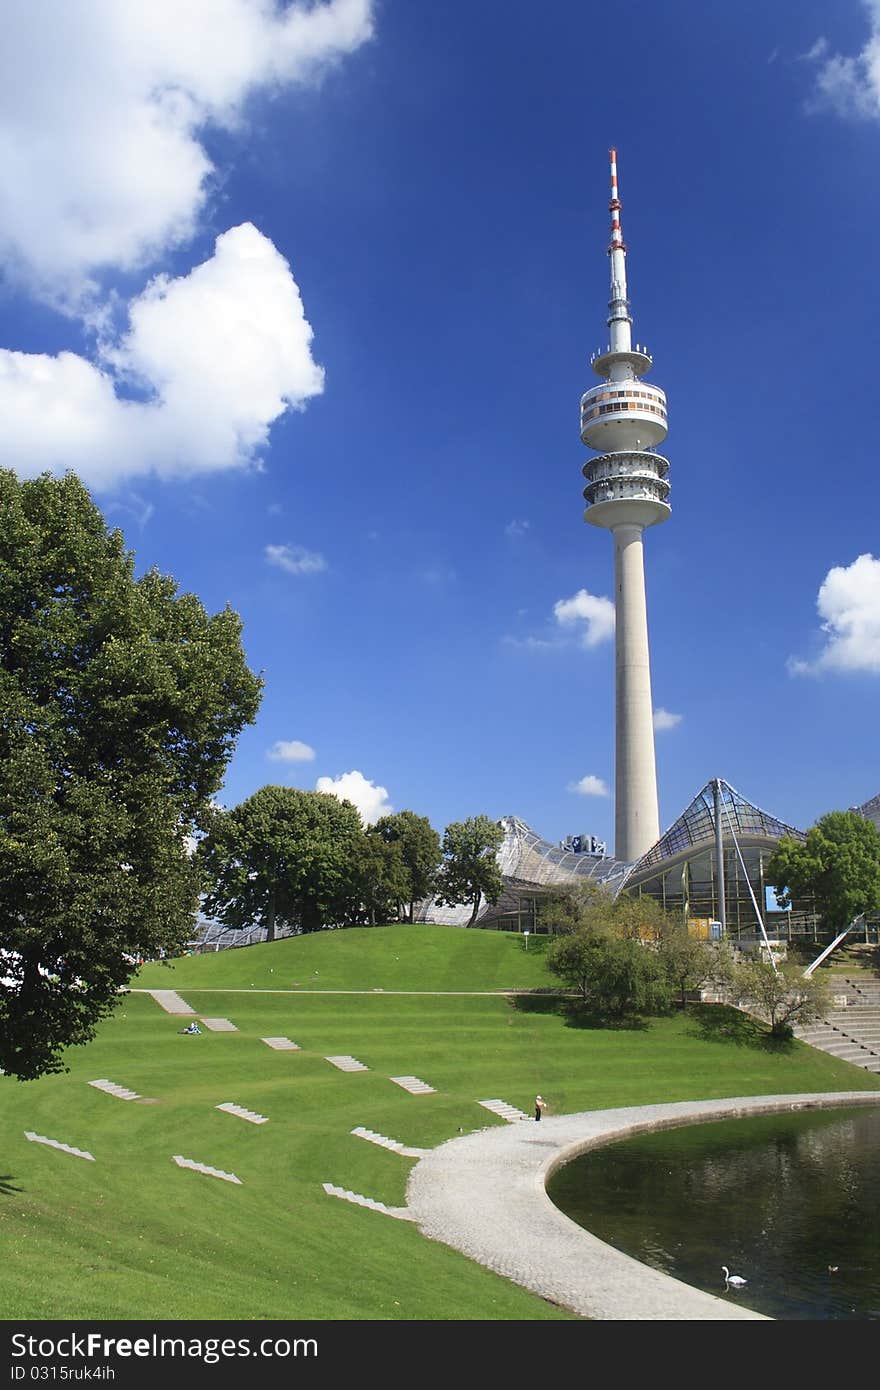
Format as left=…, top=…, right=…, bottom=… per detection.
left=199, top=786, right=363, bottom=937
left=542, top=885, right=710, bottom=1011
left=351, top=832, right=410, bottom=926
left=0, top=470, right=262, bottom=1079
left=435, top=815, right=504, bottom=927
left=547, top=927, right=673, bottom=1016
left=766, top=811, right=880, bottom=934
left=369, top=810, right=441, bottom=920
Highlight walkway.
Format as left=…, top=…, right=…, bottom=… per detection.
left=406, top=1091, right=880, bottom=1321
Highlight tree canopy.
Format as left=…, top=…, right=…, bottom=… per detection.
left=0, top=470, right=262, bottom=1079
left=725, top=955, right=830, bottom=1039
left=543, top=886, right=711, bottom=1015
left=199, top=785, right=364, bottom=937
left=350, top=831, right=410, bottom=927
left=435, top=815, right=504, bottom=926
left=766, top=811, right=880, bottom=935
left=369, top=810, right=441, bottom=920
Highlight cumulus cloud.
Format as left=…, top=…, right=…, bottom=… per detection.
left=554, top=589, right=615, bottom=648
left=0, top=224, right=324, bottom=487
left=265, top=542, right=327, bottom=576
left=789, top=553, right=880, bottom=675
left=267, top=739, right=316, bottom=763
left=315, top=769, right=392, bottom=825
left=0, top=0, right=374, bottom=301
left=804, top=3, right=880, bottom=119
left=567, top=775, right=609, bottom=798
left=653, top=707, right=682, bottom=731
left=505, top=519, right=530, bottom=540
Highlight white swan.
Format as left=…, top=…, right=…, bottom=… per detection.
left=722, top=1266, right=747, bottom=1288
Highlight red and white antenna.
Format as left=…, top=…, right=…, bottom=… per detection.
left=608, top=146, right=625, bottom=254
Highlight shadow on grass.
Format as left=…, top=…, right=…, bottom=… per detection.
left=685, top=1003, right=793, bottom=1052
left=0, top=1174, right=22, bottom=1195
left=511, top=993, right=651, bottom=1031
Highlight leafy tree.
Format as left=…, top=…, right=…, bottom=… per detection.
left=542, top=885, right=709, bottom=1013
left=351, top=832, right=410, bottom=926
left=0, top=470, right=262, bottom=1080
left=435, top=815, right=504, bottom=927
left=613, top=894, right=714, bottom=1006
left=727, top=957, right=830, bottom=1039
left=657, top=924, right=715, bottom=1006
left=370, top=810, right=441, bottom=921
left=538, top=881, right=610, bottom=934
left=547, top=926, right=673, bottom=1016
left=766, top=812, right=880, bottom=935
left=199, top=786, right=363, bottom=937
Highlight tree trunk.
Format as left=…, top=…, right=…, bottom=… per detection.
left=467, top=893, right=481, bottom=928
left=266, top=892, right=276, bottom=942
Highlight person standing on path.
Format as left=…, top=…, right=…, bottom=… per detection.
left=535, top=1094, right=546, bottom=1121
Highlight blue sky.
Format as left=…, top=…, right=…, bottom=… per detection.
left=2, top=0, right=879, bottom=853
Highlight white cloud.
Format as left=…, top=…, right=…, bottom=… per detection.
left=420, top=565, right=457, bottom=587
left=0, top=0, right=374, bottom=302
left=315, top=769, right=392, bottom=825
left=0, top=223, right=325, bottom=487
left=653, top=707, right=682, bottom=731
left=567, top=775, right=609, bottom=798
left=804, top=3, right=880, bottom=119
left=502, top=634, right=555, bottom=651
left=265, top=542, right=327, bottom=576
left=267, top=739, right=316, bottom=763
left=105, top=491, right=155, bottom=529
left=505, top=519, right=530, bottom=539
left=553, top=589, right=615, bottom=648
left=789, top=553, right=880, bottom=675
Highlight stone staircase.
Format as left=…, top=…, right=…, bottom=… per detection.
left=794, top=977, right=880, bottom=1073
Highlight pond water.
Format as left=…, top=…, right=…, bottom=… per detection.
left=546, top=1105, right=880, bottom=1320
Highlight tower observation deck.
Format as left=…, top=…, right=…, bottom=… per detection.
left=581, top=150, right=670, bottom=862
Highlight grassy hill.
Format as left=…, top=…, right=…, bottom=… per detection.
left=136, top=923, right=555, bottom=993
left=2, top=925, right=878, bottom=1320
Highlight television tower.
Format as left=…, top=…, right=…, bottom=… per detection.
left=580, top=149, right=670, bottom=862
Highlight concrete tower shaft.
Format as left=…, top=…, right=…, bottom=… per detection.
left=580, top=150, right=671, bottom=863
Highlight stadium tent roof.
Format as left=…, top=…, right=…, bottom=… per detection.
left=416, top=814, right=632, bottom=925
left=418, top=782, right=805, bottom=925
left=854, top=791, right=880, bottom=834
left=623, top=778, right=804, bottom=887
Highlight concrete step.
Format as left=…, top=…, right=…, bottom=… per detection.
left=173, top=1155, right=241, bottom=1184
left=325, top=1055, right=369, bottom=1072
left=479, top=1098, right=531, bottom=1123
left=390, top=1075, right=436, bottom=1095
left=824, top=1047, right=876, bottom=1061
left=321, top=1181, right=413, bottom=1221
left=350, top=1126, right=429, bottom=1158
left=216, top=1102, right=269, bottom=1125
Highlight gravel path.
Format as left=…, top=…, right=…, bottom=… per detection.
left=406, top=1090, right=880, bottom=1321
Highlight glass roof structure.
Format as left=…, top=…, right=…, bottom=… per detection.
left=854, top=790, right=880, bottom=835
left=415, top=814, right=633, bottom=925
left=496, top=815, right=632, bottom=892
left=623, top=778, right=803, bottom=887
left=417, top=784, right=806, bottom=927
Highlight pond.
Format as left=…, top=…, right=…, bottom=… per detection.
left=546, top=1105, right=880, bottom=1320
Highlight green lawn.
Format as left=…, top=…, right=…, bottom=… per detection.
left=136, top=923, right=554, bottom=992
left=2, top=926, right=878, bottom=1320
